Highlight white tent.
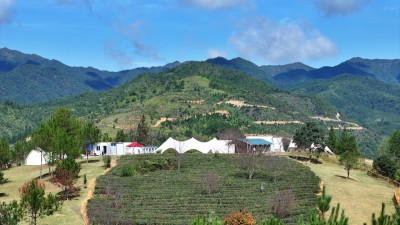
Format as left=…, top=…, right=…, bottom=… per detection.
left=25, top=149, right=49, bottom=166
left=324, top=146, right=335, bottom=155
left=156, top=137, right=234, bottom=154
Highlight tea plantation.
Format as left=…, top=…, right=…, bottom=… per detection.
left=87, top=154, right=320, bottom=224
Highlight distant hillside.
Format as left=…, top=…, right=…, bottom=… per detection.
left=289, top=75, right=400, bottom=156
left=0, top=48, right=178, bottom=103
left=0, top=62, right=343, bottom=148
left=206, top=56, right=400, bottom=87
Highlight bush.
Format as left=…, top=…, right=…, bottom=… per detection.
left=120, top=165, right=135, bottom=177
left=373, top=155, right=397, bottom=179
left=268, top=190, right=295, bottom=218
left=223, top=209, right=256, bottom=225
left=103, top=155, right=111, bottom=169
left=191, top=211, right=223, bottom=225
left=0, top=171, right=9, bottom=184
left=395, top=169, right=400, bottom=182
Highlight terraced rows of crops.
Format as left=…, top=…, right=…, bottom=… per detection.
left=88, top=154, right=320, bottom=224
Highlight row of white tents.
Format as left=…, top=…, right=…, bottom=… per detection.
left=156, top=137, right=235, bottom=154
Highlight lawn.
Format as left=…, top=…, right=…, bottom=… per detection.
left=88, top=154, right=320, bottom=225
left=306, top=156, right=397, bottom=225
left=0, top=156, right=107, bottom=225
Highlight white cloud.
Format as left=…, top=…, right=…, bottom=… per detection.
left=112, top=21, right=162, bottom=61
left=206, top=48, right=226, bottom=58
left=103, top=40, right=133, bottom=69
left=179, top=0, right=249, bottom=10
left=230, top=17, right=338, bottom=64
left=313, top=0, right=366, bottom=16
left=0, top=0, right=16, bottom=26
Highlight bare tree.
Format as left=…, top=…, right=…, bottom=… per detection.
left=174, top=140, right=186, bottom=171
left=219, top=128, right=244, bottom=153
left=268, top=189, right=296, bottom=219
left=237, top=143, right=258, bottom=179
left=198, top=171, right=220, bottom=195
left=262, top=156, right=288, bottom=183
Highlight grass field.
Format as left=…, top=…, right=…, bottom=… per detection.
left=0, top=156, right=107, bottom=225
left=306, top=156, right=397, bottom=225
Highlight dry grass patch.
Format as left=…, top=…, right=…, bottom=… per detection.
left=0, top=157, right=107, bottom=225
left=307, top=160, right=396, bottom=225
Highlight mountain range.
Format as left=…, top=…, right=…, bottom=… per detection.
left=0, top=47, right=399, bottom=158
left=0, top=48, right=180, bottom=103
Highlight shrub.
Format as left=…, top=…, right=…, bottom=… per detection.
left=373, top=155, right=397, bottom=179
left=120, top=165, right=135, bottom=177
left=191, top=211, right=223, bottom=225
left=223, top=209, right=256, bottom=225
left=53, top=158, right=81, bottom=200
left=83, top=174, right=87, bottom=188
left=0, top=171, right=9, bottom=184
left=103, top=155, right=111, bottom=169
left=268, top=190, right=295, bottom=219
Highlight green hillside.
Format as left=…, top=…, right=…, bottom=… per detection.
left=0, top=48, right=174, bottom=103
left=0, top=62, right=340, bottom=144
left=290, top=75, right=400, bottom=156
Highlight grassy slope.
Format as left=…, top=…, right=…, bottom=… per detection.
left=307, top=158, right=396, bottom=225
left=0, top=157, right=106, bottom=225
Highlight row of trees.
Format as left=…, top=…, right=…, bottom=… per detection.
left=293, top=122, right=361, bottom=179
left=373, top=130, right=400, bottom=181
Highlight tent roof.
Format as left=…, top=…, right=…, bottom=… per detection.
left=127, top=141, right=144, bottom=147
left=240, top=138, right=272, bottom=145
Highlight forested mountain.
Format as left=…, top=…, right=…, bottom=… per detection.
left=1, top=49, right=399, bottom=158
left=0, top=48, right=178, bottom=103
left=207, top=56, right=400, bottom=87
left=0, top=62, right=342, bottom=149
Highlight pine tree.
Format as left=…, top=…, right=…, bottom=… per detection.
left=337, top=129, right=361, bottom=179
left=327, top=126, right=337, bottom=153
left=136, top=115, right=148, bottom=145
left=0, top=138, right=11, bottom=168
left=115, top=129, right=125, bottom=142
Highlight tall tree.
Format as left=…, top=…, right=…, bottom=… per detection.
left=13, top=139, right=33, bottom=165
left=0, top=138, right=11, bottom=168
left=293, top=122, right=325, bottom=150
left=82, top=122, right=101, bottom=163
left=336, top=128, right=350, bottom=155
left=136, top=115, right=148, bottom=145
left=337, top=129, right=361, bottom=179
left=388, top=130, right=400, bottom=160
left=19, top=179, right=62, bottom=225
left=115, top=129, right=125, bottom=142
left=32, top=108, right=87, bottom=160
left=327, top=126, right=337, bottom=153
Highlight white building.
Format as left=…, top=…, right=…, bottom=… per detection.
left=246, top=135, right=284, bottom=152
left=94, top=142, right=157, bottom=155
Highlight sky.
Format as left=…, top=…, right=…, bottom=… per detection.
left=0, top=0, right=399, bottom=71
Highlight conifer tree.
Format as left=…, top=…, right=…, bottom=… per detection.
left=327, top=126, right=337, bottom=153
left=136, top=115, right=148, bottom=145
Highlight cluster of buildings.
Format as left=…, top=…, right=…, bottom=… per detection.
left=25, top=135, right=287, bottom=165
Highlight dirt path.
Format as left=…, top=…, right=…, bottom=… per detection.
left=254, top=120, right=304, bottom=125
left=219, top=100, right=276, bottom=110
left=81, top=158, right=118, bottom=225
left=152, top=117, right=177, bottom=127
left=310, top=115, right=363, bottom=129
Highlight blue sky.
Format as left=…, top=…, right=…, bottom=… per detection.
left=0, top=0, right=398, bottom=71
